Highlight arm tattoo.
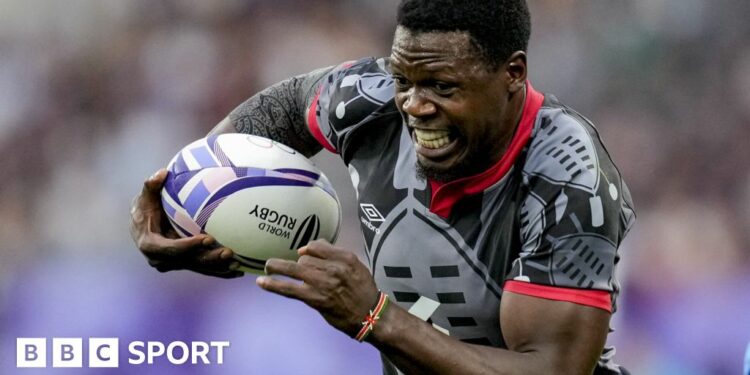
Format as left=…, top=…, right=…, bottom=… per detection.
left=229, top=67, right=331, bottom=157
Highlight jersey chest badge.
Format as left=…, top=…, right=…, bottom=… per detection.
left=359, top=203, right=385, bottom=234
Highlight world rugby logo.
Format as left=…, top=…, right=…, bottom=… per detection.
left=160, top=133, right=342, bottom=275
left=290, top=214, right=321, bottom=250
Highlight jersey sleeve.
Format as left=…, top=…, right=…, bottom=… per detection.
left=505, top=108, right=636, bottom=312
left=306, top=57, right=396, bottom=156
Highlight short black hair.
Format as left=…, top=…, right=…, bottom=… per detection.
left=397, top=0, right=531, bottom=70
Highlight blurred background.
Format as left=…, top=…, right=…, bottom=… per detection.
left=0, top=0, right=748, bottom=374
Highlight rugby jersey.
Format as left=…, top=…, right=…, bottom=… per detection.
left=307, top=57, right=635, bottom=374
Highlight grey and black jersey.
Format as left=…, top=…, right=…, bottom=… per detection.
left=305, top=57, right=635, bottom=375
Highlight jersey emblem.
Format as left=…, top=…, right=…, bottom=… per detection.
left=359, top=203, right=385, bottom=234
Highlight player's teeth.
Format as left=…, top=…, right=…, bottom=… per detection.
left=414, top=129, right=450, bottom=141
left=418, top=137, right=450, bottom=149
left=414, top=129, right=451, bottom=149
left=416, top=135, right=450, bottom=149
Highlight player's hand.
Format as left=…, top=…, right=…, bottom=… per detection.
left=129, top=169, right=243, bottom=278
left=257, top=240, right=379, bottom=337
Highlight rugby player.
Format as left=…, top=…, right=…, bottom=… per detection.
left=130, top=1, right=635, bottom=373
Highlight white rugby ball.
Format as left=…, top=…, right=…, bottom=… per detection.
left=160, top=133, right=341, bottom=274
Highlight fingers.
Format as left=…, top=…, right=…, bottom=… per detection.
left=191, top=246, right=240, bottom=274
left=264, top=257, right=344, bottom=298
left=264, top=258, right=323, bottom=286
left=259, top=250, right=380, bottom=335
left=139, top=231, right=205, bottom=258
left=134, top=169, right=168, bottom=215
left=196, top=246, right=235, bottom=265
left=193, top=268, right=245, bottom=279
left=264, top=258, right=305, bottom=279
left=298, top=239, right=338, bottom=259
left=300, top=240, right=360, bottom=266
left=256, top=274, right=314, bottom=301
left=141, top=230, right=238, bottom=268
left=131, top=169, right=243, bottom=279
left=297, top=254, right=329, bottom=270
left=149, top=245, right=241, bottom=276
left=130, top=169, right=170, bottom=237
left=152, top=259, right=244, bottom=278
left=143, top=169, right=168, bottom=194
left=298, top=255, right=347, bottom=286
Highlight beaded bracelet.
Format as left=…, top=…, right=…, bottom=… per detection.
left=354, top=291, right=390, bottom=342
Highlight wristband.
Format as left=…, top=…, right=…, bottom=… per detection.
left=354, top=291, right=390, bottom=342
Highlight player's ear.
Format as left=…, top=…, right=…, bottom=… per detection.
left=505, top=51, right=527, bottom=94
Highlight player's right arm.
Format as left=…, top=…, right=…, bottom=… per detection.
left=208, top=66, right=333, bottom=156
left=131, top=58, right=387, bottom=277
left=129, top=65, right=338, bottom=277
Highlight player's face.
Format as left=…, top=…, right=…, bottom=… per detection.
left=390, top=26, right=524, bottom=182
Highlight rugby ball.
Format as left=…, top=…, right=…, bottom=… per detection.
left=160, top=133, right=341, bottom=274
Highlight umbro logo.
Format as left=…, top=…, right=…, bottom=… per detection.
left=359, top=203, right=385, bottom=222
left=359, top=203, right=384, bottom=234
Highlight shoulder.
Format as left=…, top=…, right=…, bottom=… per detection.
left=318, top=57, right=395, bottom=111
left=523, top=95, right=620, bottom=195
left=509, top=96, right=636, bottom=298
left=310, top=57, right=398, bottom=153
left=517, top=93, right=635, bottom=250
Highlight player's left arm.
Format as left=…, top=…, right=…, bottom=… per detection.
left=379, top=287, right=610, bottom=374
left=258, top=240, right=610, bottom=374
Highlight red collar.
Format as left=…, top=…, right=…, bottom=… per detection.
left=428, top=82, right=544, bottom=218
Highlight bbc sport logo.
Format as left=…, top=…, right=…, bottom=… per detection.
left=16, top=338, right=229, bottom=368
